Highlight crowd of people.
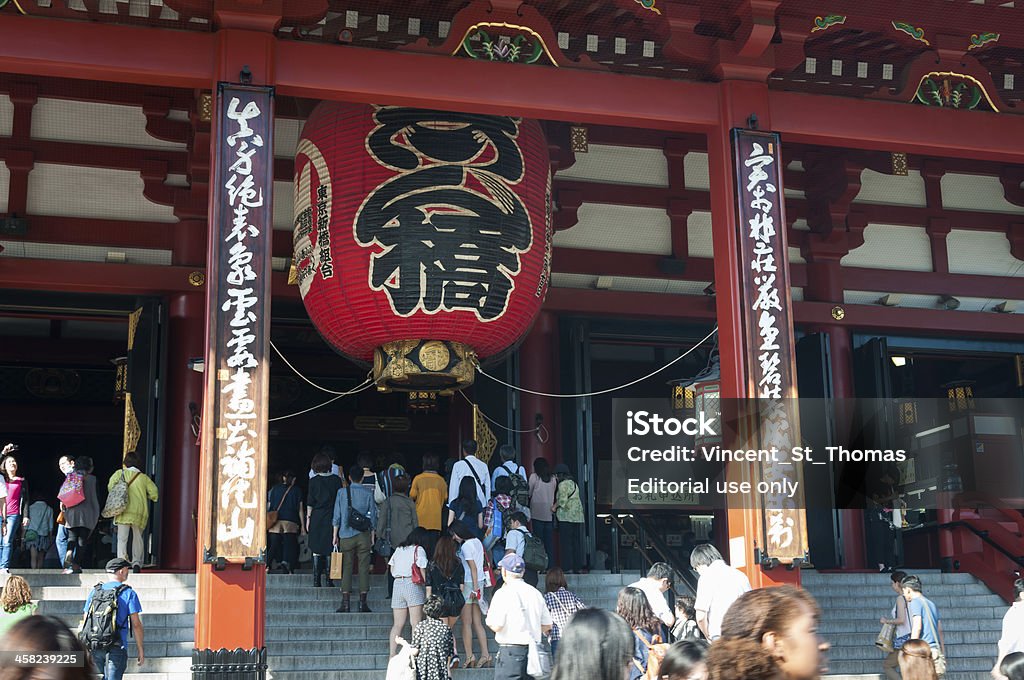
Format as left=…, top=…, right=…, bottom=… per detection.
left=0, top=445, right=159, bottom=574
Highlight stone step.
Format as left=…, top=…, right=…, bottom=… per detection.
left=36, top=599, right=194, bottom=615
left=31, top=586, right=196, bottom=601
left=266, top=639, right=499, bottom=655
left=802, top=571, right=970, bottom=585
left=9, top=571, right=195, bottom=587
left=123, top=674, right=192, bottom=680
left=826, top=643, right=994, bottom=660
left=803, top=583, right=995, bottom=597
left=810, top=594, right=1006, bottom=609
left=825, top=657, right=994, bottom=675
left=820, top=617, right=1002, bottom=633
left=821, top=630, right=1004, bottom=646
left=267, top=671, right=494, bottom=680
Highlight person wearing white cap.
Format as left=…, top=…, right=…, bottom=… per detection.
left=486, top=554, right=552, bottom=680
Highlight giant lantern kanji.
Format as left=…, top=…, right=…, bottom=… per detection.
left=293, top=104, right=552, bottom=392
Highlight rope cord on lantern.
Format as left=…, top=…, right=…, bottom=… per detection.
left=457, top=390, right=550, bottom=441
left=268, top=378, right=375, bottom=422
left=473, top=326, right=718, bottom=399
left=270, top=340, right=366, bottom=396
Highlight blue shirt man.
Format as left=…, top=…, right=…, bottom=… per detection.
left=83, top=557, right=144, bottom=680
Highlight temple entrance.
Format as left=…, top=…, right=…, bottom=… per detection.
left=0, top=289, right=163, bottom=567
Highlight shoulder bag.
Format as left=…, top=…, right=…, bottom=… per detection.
left=101, top=471, right=140, bottom=519
left=346, top=486, right=373, bottom=533
left=410, top=546, right=425, bottom=585
left=375, top=498, right=393, bottom=557
left=922, top=601, right=946, bottom=676
left=267, top=484, right=292, bottom=528
left=513, top=590, right=552, bottom=680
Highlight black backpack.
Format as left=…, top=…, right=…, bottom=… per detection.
left=79, top=583, right=130, bottom=650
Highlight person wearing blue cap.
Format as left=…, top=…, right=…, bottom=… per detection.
left=486, top=554, right=551, bottom=680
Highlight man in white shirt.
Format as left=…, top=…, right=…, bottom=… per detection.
left=629, top=562, right=675, bottom=629
left=486, top=554, right=552, bottom=680
left=691, top=543, right=751, bottom=640
left=448, top=440, right=490, bottom=509
left=491, top=445, right=527, bottom=487
left=993, top=578, right=1024, bottom=679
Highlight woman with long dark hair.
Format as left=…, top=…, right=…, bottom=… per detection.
left=450, top=521, right=491, bottom=668
left=881, top=570, right=911, bottom=680
left=62, top=456, right=99, bottom=574
left=0, top=446, right=29, bottom=573
left=1000, top=652, right=1024, bottom=680
left=307, top=452, right=342, bottom=587
left=528, top=457, right=557, bottom=563
left=705, top=586, right=830, bottom=680
left=427, top=534, right=466, bottom=669
left=447, top=477, right=483, bottom=538
left=617, top=586, right=664, bottom=680
left=550, top=608, right=634, bottom=680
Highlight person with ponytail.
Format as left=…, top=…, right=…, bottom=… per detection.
left=705, top=585, right=830, bottom=680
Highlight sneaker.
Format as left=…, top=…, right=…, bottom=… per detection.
left=132, top=564, right=141, bottom=573
left=0, top=568, right=9, bottom=575
left=62, top=568, right=74, bottom=575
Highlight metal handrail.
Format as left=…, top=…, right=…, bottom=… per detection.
left=606, top=514, right=698, bottom=596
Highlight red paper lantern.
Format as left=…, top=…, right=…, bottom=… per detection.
left=293, top=103, right=552, bottom=391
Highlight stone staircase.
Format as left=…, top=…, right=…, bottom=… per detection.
left=9, top=568, right=1006, bottom=680
left=803, top=570, right=1005, bottom=680
left=264, top=571, right=633, bottom=680
left=19, top=570, right=194, bottom=680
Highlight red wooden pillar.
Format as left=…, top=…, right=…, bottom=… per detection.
left=708, top=80, right=802, bottom=588
left=193, top=19, right=278, bottom=675
left=518, top=311, right=559, bottom=473
left=804, top=251, right=866, bottom=570
left=162, top=218, right=206, bottom=570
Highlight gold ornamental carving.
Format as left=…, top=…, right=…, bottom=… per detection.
left=831, top=306, right=846, bottom=320
left=419, top=341, right=451, bottom=371
left=373, top=339, right=475, bottom=393
left=188, top=271, right=205, bottom=287
left=473, top=404, right=497, bottom=464
left=123, top=392, right=141, bottom=456
left=126, top=307, right=143, bottom=351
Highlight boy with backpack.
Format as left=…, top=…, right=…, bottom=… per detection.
left=80, top=557, right=144, bottom=680
left=504, top=511, right=548, bottom=587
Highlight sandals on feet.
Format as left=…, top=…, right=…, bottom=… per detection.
left=478, top=656, right=493, bottom=668
left=464, top=656, right=477, bottom=669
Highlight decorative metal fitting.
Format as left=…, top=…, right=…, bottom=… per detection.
left=891, top=152, right=908, bottom=176
left=570, top=125, right=589, bottom=153
left=188, top=271, right=206, bottom=287
left=831, top=305, right=845, bottom=320
left=373, top=339, right=475, bottom=393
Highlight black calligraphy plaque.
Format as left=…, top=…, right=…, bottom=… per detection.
left=201, top=84, right=274, bottom=562
left=731, top=129, right=808, bottom=563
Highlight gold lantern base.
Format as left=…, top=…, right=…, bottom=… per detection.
left=373, top=340, right=475, bottom=393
